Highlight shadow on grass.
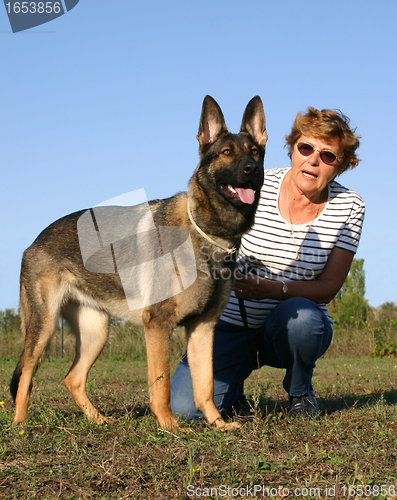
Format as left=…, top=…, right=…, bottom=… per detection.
left=252, top=389, right=397, bottom=419
left=58, top=402, right=151, bottom=424
left=320, top=388, right=397, bottom=414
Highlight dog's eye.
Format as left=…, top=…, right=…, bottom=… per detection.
left=252, top=147, right=259, bottom=155
left=222, top=149, right=231, bottom=156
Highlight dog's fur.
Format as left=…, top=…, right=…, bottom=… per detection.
left=10, top=96, right=267, bottom=430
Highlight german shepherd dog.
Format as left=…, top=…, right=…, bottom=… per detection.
left=11, top=96, right=267, bottom=431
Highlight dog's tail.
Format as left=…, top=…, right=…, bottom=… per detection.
left=10, top=350, right=25, bottom=401
left=10, top=264, right=32, bottom=401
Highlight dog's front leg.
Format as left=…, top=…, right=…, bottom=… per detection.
left=186, top=320, right=240, bottom=431
left=145, top=328, right=177, bottom=430
left=143, top=310, right=178, bottom=430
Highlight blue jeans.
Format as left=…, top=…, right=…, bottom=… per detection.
left=170, top=297, right=333, bottom=420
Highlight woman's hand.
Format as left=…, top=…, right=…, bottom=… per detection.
left=233, top=272, right=275, bottom=300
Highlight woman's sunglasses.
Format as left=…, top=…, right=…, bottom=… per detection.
left=296, top=142, right=339, bottom=165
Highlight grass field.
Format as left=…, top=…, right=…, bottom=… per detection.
left=0, top=322, right=396, bottom=500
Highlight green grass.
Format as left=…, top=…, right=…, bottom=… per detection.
left=1, top=353, right=396, bottom=499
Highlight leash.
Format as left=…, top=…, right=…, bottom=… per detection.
left=187, top=200, right=239, bottom=255
left=237, top=264, right=262, bottom=370
left=238, top=298, right=261, bottom=370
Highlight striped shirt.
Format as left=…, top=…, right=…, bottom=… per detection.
left=220, top=167, right=365, bottom=328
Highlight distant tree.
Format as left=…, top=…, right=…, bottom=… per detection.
left=328, top=258, right=368, bottom=327
left=372, top=301, right=397, bottom=357
left=0, top=308, right=21, bottom=334
left=378, top=301, right=397, bottom=321
left=375, top=301, right=397, bottom=337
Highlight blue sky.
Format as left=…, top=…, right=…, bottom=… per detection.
left=0, top=0, right=396, bottom=310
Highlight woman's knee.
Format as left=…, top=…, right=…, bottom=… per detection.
left=265, top=298, right=332, bottom=361
left=270, top=298, right=327, bottom=334
left=170, top=358, right=201, bottom=420
left=170, top=390, right=199, bottom=420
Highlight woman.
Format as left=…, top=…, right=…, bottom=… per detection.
left=171, top=107, right=365, bottom=418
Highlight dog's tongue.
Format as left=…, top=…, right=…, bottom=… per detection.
left=235, top=187, right=255, bottom=205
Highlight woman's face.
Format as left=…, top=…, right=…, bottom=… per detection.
left=289, top=134, right=341, bottom=199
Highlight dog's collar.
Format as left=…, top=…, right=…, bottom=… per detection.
left=187, top=200, right=239, bottom=255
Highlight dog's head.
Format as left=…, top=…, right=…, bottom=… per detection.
left=192, top=96, right=266, bottom=232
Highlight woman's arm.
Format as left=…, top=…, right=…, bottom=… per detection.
left=233, top=247, right=354, bottom=304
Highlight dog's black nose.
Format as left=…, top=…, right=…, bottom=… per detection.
left=243, top=164, right=259, bottom=175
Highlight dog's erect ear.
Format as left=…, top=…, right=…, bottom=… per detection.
left=240, top=96, right=268, bottom=149
left=197, top=96, right=228, bottom=152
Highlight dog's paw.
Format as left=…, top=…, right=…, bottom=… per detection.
left=220, top=421, right=241, bottom=432
left=157, top=414, right=180, bottom=432
left=94, top=414, right=114, bottom=425
left=167, top=426, right=194, bottom=435
left=212, top=418, right=241, bottom=432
